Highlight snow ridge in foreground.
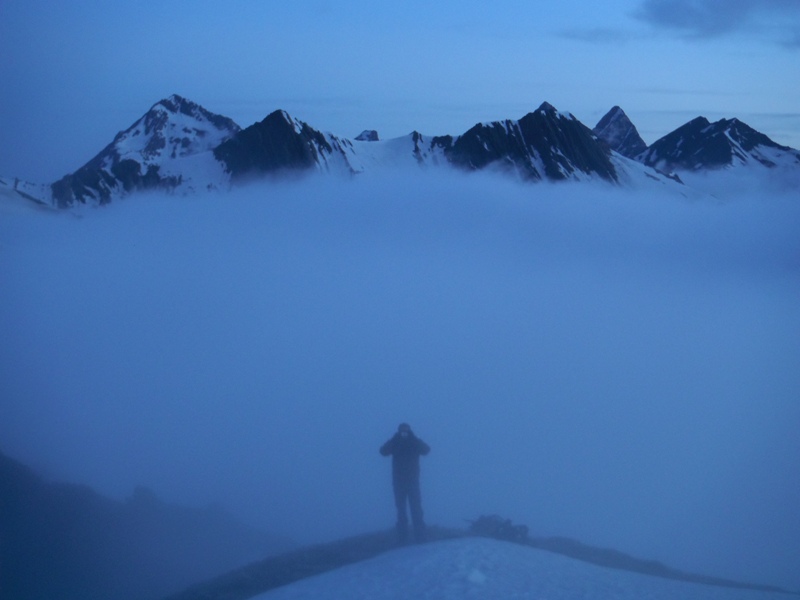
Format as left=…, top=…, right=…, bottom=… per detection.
left=253, top=538, right=786, bottom=600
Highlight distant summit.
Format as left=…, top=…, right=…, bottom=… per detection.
left=51, top=94, right=240, bottom=207
left=213, top=110, right=359, bottom=180
left=433, top=102, right=618, bottom=182
left=639, top=116, right=800, bottom=172
left=593, top=106, right=647, bottom=159
left=137, top=94, right=241, bottom=159
left=355, top=130, right=379, bottom=142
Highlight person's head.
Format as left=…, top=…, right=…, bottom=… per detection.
left=398, top=423, right=412, bottom=437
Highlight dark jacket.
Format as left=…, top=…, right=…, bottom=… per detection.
left=380, top=432, right=430, bottom=481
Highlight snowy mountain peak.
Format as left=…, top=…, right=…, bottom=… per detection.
left=51, top=96, right=240, bottom=207
left=113, top=94, right=241, bottom=161
left=153, top=93, right=207, bottom=117
left=593, top=106, right=648, bottom=159
left=639, top=115, right=800, bottom=172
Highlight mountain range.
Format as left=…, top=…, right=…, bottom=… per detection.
left=3, top=94, right=799, bottom=208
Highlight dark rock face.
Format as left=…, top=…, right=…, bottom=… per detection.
left=51, top=94, right=240, bottom=207
left=442, top=102, right=617, bottom=182
left=593, top=106, right=648, bottom=159
left=639, top=116, right=799, bottom=171
left=355, top=130, right=379, bottom=142
left=213, top=110, right=335, bottom=180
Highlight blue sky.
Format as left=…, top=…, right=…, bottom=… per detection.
left=1, top=0, right=799, bottom=182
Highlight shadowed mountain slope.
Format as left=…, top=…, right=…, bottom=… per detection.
left=0, top=451, right=290, bottom=600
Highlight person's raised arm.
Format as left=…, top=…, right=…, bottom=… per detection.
left=379, top=436, right=396, bottom=456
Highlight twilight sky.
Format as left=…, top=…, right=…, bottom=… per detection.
left=1, top=0, right=799, bottom=183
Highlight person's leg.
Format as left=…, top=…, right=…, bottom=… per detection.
left=408, top=478, right=426, bottom=542
left=393, top=482, right=409, bottom=543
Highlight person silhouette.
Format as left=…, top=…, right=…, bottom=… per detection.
left=379, top=423, right=430, bottom=543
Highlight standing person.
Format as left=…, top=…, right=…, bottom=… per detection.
left=380, top=423, right=430, bottom=544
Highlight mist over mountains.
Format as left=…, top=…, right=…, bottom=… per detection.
left=2, top=168, right=799, bottom=591
left=2, top=94, right=798, bottom=209
left=1, top=95, right=799, bottom=597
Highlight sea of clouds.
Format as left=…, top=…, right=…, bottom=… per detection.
left=1, top=170, right=798, bottom=589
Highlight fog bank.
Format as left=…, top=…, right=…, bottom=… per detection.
left=1, top=172, right=798, bottom=590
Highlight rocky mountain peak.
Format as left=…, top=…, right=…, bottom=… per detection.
left=537, top=101, right=558, bottom=114
left=213, top=109, right=358, bottom=180
left=639, top=115, right=799, bottom=171
left=439, top=102, right=616, bottom=183
left=51, top=96, right=241, bottom=206
left=113, top=94, right=240, bottom=161
left=593, top=106, right=647, bottom=159
left=355, top=130, right=379, bottom=142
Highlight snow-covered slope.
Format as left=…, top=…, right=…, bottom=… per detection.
left=51, top=94, right=240, bottom=207
left=0, top=176, right=55, bottom=213
left=252, top=538, right=785, bottom=600
left=608, top=153, right=702, bottom=198
left=346, top=131, right=450, bottom=172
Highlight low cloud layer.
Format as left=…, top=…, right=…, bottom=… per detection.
left=635, top=0, right=800, bottom=46
left=1, top=172, right=799, bottom=590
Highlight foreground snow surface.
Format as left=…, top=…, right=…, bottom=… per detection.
left=254, top=538, right=780, bottom=600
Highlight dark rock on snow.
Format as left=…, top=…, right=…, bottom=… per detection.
left=440, top=102, right=617, bottom=182
left=355, top=129, right=379, bottom=142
